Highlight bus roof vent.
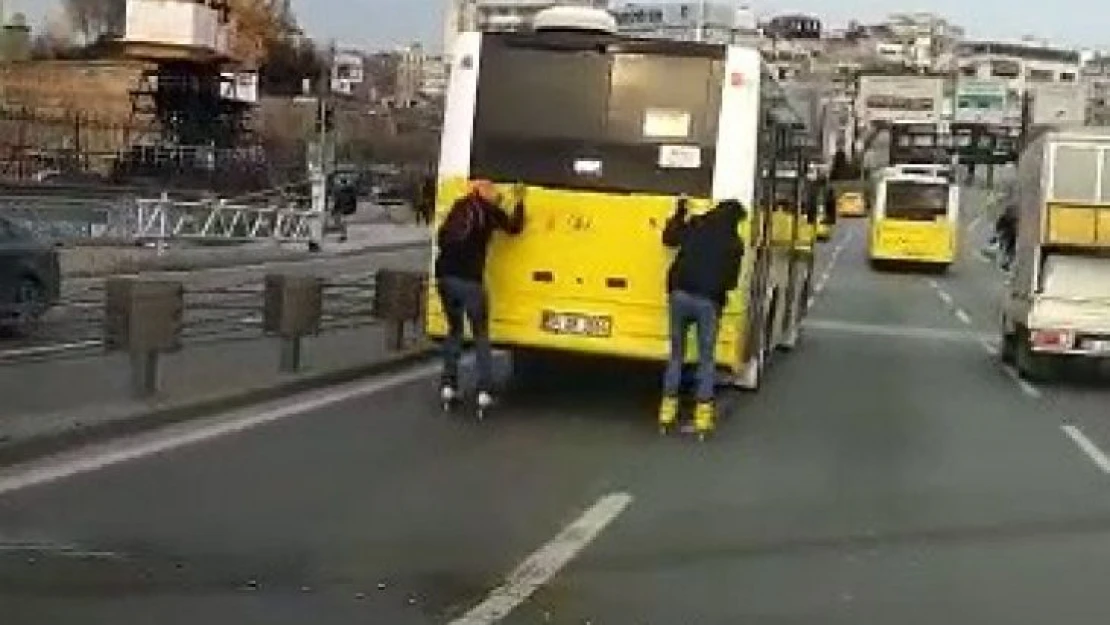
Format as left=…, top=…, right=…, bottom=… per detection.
left=533, top=7, right=618, bottom=35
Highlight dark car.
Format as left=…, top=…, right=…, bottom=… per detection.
left=0, top=215, right=61, bottom=336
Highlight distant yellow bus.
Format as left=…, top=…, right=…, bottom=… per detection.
left=836, top=185, right=867, bottom=218
left=868, top=169, right=960, bottom=270
left=426, top=20, right=818, bottom=390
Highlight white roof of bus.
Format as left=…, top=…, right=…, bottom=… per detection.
left=881, top=172, right=948, bottom=184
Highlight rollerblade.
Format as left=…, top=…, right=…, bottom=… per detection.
left=476, top=391, right=494, bottom=421
left=693, top=401, right=715, bottom=441
left=440, top=385, right=460, bottom=412
left=657, top=396, right=679, bottom=435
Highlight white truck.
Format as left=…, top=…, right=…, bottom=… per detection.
left=1001, top=127, right=1110, bottom=380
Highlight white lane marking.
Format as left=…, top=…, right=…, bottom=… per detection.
left=0, top=339, right=103, bottom=360
left=968, top=214, right=984, bottom=232
left=955, top=309, right=972, bottom=325
left=805, top=318, right=992, bottom=343
left=1062, top=425, right=1110, bottom=474
left=978, top=337, right=1045, bottom=399
left=449, top=493, right=633, bottom=625
left=937, top=290, right=954, bottom=306
left=979, top=338, right=1000, bottom=355
left=0, top=362, right=440, bottom=496
left=1002, top=365, right=1043, bottom=399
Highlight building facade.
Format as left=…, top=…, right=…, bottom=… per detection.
left=610, top=1, right=742, bottom=43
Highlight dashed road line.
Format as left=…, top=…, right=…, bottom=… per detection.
left=1001, top=364, right=1043, bottom=399
left=955, top=308, right=972, bottom=325
left=449, top=493, right=633, bottom=625
left=968, top=214, right=984, bottom=232
left=810, top=230, right=852, bottom=303
left=1062, top=425, right=1110, bottom=474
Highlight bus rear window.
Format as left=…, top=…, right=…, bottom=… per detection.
left=884, top=182, right=948, bottom=220
left=469, top=37, right=723, bottom=197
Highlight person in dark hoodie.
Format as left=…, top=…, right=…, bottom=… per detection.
left=435, top=179, right=526, bottom=410
left=658, top=197, right=746, bottom=436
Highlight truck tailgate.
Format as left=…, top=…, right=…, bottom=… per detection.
left=1031, top=255, right=1110, bottom=331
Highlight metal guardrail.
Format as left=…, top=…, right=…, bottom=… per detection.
left=0, top=269, right=413, bottom=368
left=134, top=196, right=319, bottom=244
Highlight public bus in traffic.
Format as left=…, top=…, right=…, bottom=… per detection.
left=868, top=167, right=960, bottom=270
left=425, top=7, right=818, bottom=391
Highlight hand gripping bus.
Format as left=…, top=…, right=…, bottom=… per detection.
left=868, top=166, right=960, bottom=271
left=1000, top=128, right=1110, bottom=381
left=425, top=8, right=817, bottom=391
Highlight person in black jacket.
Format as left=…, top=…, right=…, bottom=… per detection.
left=658, top=197, right=746, bottom=435
left=994, top=200, right=1018, bottom=270
left=435, top=179, right=525, bottom=409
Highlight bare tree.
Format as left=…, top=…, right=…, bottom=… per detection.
left=63, top=0, right=125, bottom=44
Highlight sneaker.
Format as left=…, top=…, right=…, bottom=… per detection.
left=658, top=396, right=679, bottom=427
left=440, top=386, right=457, bottom=403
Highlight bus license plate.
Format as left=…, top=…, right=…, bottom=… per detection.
left=541, top=311, right=612, bottom=338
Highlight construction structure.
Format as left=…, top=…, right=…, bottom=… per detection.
left=113, top=0, right=267, bottom=192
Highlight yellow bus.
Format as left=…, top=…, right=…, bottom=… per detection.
left=426, top=9, right=818, bottom=391
left=868, top=168, right=960, bottom=270
left=834, top=182, right=868, bottom=218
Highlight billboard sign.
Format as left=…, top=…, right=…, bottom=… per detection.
left=953, top=79, right=1008, bottom=124
left=856, top=74, right=946, bottom=126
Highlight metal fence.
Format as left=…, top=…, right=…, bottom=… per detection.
left=0, top=270, right=396, bottom=367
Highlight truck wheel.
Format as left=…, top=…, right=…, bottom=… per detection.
left=1000, top=330, right=1017, bottom=365
left=1016, top=331, right=1054, bottom=382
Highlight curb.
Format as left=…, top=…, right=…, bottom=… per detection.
left=0, top=345, right=438, bottom=468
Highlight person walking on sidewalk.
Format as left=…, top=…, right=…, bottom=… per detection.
left=657, top=198, right=746, bottom=437
left=435, top=179, right=525, bottom=411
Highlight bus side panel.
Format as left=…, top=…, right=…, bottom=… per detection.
left=425, top=181, right=751, bottom=370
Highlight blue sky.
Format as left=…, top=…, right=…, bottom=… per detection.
left=12, top=1, right=1108, bottom=52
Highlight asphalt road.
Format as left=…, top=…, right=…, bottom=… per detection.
left=3, top=205, right=1110, bottom=624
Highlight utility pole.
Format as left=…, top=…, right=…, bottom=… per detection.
left=695, top=0, right=707, bottom=42
left=308, top=40, right=337, bottom=252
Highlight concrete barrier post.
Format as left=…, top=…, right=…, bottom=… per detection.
left=104, top=278, right=184, bottom=398
left=373, top=270, right=425, bottom=351
left=263, top=274, right=323, bottom=373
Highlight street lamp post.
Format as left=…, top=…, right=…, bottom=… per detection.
left=696, top=0, right=707, bottom=42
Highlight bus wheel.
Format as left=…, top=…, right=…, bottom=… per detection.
left=779, top=287, right=804, bottom=352
left=730, top=304, right=772, bottom=392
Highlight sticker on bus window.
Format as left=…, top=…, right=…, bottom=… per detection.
left=643, top=109, right=691, bottom=138
left=658, top=145, right=701, bottom=169
left=573, top=158, right=603, bottom=176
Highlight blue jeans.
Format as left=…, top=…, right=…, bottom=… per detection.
left=437, top=276, right=493, bottom=392
left=662, top=290, right=720, bottom=403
